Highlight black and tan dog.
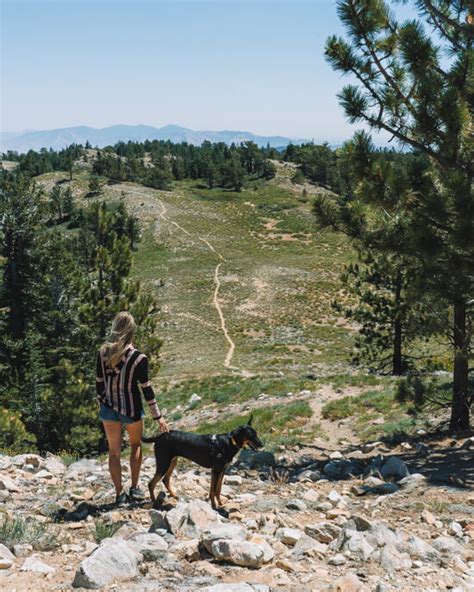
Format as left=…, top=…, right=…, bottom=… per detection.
left=142, top=416, right=263, bottom=509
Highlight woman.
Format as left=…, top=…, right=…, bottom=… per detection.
left=96, top=311, right=169, bottom=505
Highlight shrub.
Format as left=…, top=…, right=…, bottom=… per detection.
left=0, top=408, right=36, bottom=453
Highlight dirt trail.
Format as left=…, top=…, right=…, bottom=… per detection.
left=155, top=199, right=236, bottom=369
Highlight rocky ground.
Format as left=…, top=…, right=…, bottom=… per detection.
left=0, top=433, right=473, bottom=591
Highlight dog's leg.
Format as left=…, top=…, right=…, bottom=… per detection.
left=216, top=470, right=226, bottom=507
left=163, top=457, right=178, bottom=499
left=209, top=470, right=218, bottom=510
left=148, top=471, right=163, bottom=504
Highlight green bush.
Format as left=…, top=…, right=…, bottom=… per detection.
left=0, top=408, right=36, bottom=453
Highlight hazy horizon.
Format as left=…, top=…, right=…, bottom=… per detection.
left=1, top=0, right=417, bottom=144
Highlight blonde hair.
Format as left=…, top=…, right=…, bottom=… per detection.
left=101, top=311, right=136, bottom=368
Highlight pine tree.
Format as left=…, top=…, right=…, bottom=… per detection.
left=325, top=0, right=473, bottom=431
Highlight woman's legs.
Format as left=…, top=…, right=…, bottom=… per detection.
left=102, top=420, right=123, bottom=495
left=125, top=420, right=143, bottom=489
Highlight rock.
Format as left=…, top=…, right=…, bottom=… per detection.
left=12, top=544, right=33, bottom=558
left=402, top=534, right=439, bottom=561
left=323, top=459, right=364, bottom=480
left=0, top=475, right=20, bottom=492
left=225, top=475, right=242, bottom=486
left=337, top=529, right=374, bottom=561
left=149, top=509, right=168, bottom=531
left=328, top=553, right=346, bottom=565
left=276, top=527, right=303, bottom=546
left=66, top=459, right=101, bottom=477
left=448, top=522, right=463, bottom=536
left=291, top=534, right=327, bottom=558
left=286, top=499, right=307, bottom=511
left=305, top=522, right=341, bottom=543
left=302, top=489, right=320, bottom=502
left=34, top=469, right=53, bottom=479
left=164, top=501, right=222, bottom=537
left=248, top=534, right=274, bottom=563
left=198, top=585, right=269, bottom=592
left=379, top=457, right=409, bottom=481
left=376, top=544, right=412, bottom=571
left=11, top=454, right=43, bottom=468
left=188, top=393, right=202, bottom=406
left=332, top=573, right=365, bottom=592
left=398, top=473, right=426, bottom=492
left=128, top=532, right=168, bottom=560
left=21, top=555, right=55, bottom=573
left=351, top=482, right=399, bottom=496
left=43, top=454, right=66, bottom=475
left=72, top=537, right=141, bottom=588
left=329, top=451, right=343, bottom=460
left=432, top=536, right=464, bottom=556
left=296, top=469, right=321, bottom=482
left=0, top=490, right=10, bottom=502
left=328, top=490, right=343, bottom=505
left=0, top=543, right=15, bottom=569
left=210, top=540, right=264, bottom=568
left=421, top=510, right=436, bottom=525
left=172, top=539, right=201, bottom=562
left=238, top=449, right=276, bottom=469
left=201, top=524, right=247, bottom=553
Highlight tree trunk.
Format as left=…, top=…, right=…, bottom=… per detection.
left=449, top=301, right=470, bottom=432
left=392, top=273, right=403, bottom=375
left=393, top=317, right=403, bottom=375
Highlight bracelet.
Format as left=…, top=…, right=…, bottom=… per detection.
left=154, top=415, right=162, bottom=420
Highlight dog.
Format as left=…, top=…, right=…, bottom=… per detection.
left=142, top=416, right=263, bottom=509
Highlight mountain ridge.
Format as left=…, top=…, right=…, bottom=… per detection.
left=0, top=124, right=308, bottom=153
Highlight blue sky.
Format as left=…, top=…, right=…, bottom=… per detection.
left=1, top=0, right=410, bottom=143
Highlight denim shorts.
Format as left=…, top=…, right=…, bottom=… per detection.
left=99, top=402, right=144, bottom=424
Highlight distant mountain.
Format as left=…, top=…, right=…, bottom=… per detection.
left=0, top=124, right=307, bottom=154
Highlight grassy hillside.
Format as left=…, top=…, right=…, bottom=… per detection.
left=38, top=165, right=355, bottom=381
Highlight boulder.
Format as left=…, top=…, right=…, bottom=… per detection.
left=275, top=527, right=303, bottom=546
left=332, top=573, right=366, bottom=592
left=305, top=522, right=341, bottom=543
left=432, top=536, right=464, bottom=556
left=11, top=454, right=43, bottom=468
left=0, top=543, right=15, bottom=569
left=375, top=544, right=412, bottom=571
left=199, top=585, right=269, bottom=592
left=248, top=534, right=275, bottom=563
left=44, top=454, right=66, bottom=475
left=286, top=499, right=307, bottom=511
left=72, top=537, right=141, bottom=588
left=20, top=555, right=55, bottom=573
left=336, top=530, right=374, bottom=561
left=0, top=475, right=20, bottom=492
left=379, top=457, right=409, bottom=481
left=210, top=540, right=264, bottom=568
left=66, top=459, right=101, bottom=477
left=171, top=539, right=201, bottom=562
left=401, top=533, right=439, bottom=561
left=323, top=459, right=364, bottom=480
left=237, top=449, right=276, bottom=469
left=164, top=501, right=222, bottom=537
left=201, top=525, right=247, bottom=553
left=128, top=532, right=168, bottom=560
left=291, top=534, right=327, bottom=558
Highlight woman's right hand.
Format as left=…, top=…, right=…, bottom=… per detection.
left=157, top=417, right=169, bottom=433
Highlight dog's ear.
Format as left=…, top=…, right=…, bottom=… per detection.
left=247, top=414, right=253, bottom=426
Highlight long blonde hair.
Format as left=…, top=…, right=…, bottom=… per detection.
left=101, top=311, right=136, bottom=368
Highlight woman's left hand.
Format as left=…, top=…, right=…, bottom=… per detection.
left=157, top=417, right=169, bottom=433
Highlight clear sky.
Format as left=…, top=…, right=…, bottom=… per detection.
left=1, top=0, right=405, bottom=143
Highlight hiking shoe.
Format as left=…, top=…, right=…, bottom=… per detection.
left=115, top=490, right=128, bottom=506
left=128, top=487, right=145, bottom=502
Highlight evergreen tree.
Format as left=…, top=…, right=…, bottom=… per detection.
left=325, top=0, right=473, bottom=430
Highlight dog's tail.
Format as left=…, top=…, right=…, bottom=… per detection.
left=142, top=434, right=164, bottom=443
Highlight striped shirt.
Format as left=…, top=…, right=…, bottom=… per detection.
left=96, top=345, right=161, bottom=421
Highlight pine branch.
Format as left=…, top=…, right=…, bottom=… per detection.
left=418, top=0, right=470, bottom=38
